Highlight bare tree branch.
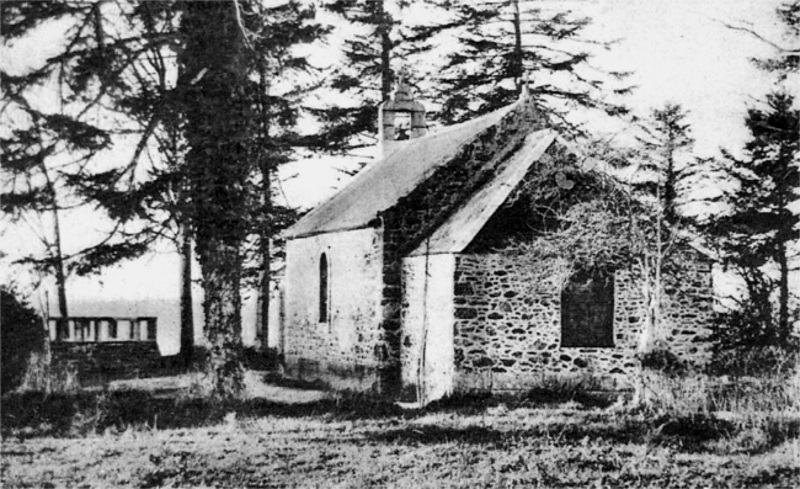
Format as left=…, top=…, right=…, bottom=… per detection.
left=714, top=18, right=800, bottom=56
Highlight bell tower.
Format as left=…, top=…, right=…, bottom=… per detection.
left=378, top=67, right=427, bottom=157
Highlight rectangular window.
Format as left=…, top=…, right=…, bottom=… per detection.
left=53, top=318, right=69, bottom=341
left=75, top=318, right=91, bottom=342
left=68, top=320, right=76, bottom=341
left=117, top=319, right=133, bottom=340
left=143, top=318, right=157, bottom=341
left=561, top=271, right=614, bottom=347
left=104, top=319, right=118, bottom=340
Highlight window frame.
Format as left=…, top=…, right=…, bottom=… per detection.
left=145, top=318, right=157, bottom=341
left=319, top=252, right=330, bottom=324
left=106, top=318, right=118, bottom=340
left=560, top=270, right=615, bottom=348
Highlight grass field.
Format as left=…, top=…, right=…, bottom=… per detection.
left=2, top=372, right=799, bottom=488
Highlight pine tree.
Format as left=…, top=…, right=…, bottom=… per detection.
left=425, top=0, right=630, bottom=132
left=64, top=0, right=321, bottom=362
left=172, top=0, right=322, bottom=396
left=1, top=1, right=179, bottom=331
left=63, top=1, right=198, bottom=363
left=732, top=1, right=799, bottom=80
left=629, top=104, right=697, bottom=352
left=307, top=0, right=399, bottom=155
left=177, top=0, right=252, bottom=397
left=704, top=1, right=799, bottom=350
left=635, top=104, right=696, bottom=225
left=1, top=111, right=111, bottom=328
left=309, top=0, right=448, bottom=155
left=709, top=93, right=799, bottom=346
left=240, top=0, right=324, bottom=349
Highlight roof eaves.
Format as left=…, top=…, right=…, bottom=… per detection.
left=282, top=103, right=521, bottom=239
left=408, top=129, right=558, bottom=257
left=283, top=221, right=379, bottom=241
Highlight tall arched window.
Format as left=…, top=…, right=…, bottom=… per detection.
left=319, top=253, right=329, bottom=323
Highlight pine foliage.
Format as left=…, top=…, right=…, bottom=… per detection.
left=424, top=0, right=630, bottom=132
left=309, top=0, right=446, bottom=154
left=706, top=92, right=799, bottom=345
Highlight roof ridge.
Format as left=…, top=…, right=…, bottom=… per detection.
left=283, top=100, right=529, bottom=240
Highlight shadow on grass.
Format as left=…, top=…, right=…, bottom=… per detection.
left=3, top=386, right=797, bottom=455
left=258, top=371, right=328, bottom=391
left=0, top=390, right=410, bottom=438
left=366, top=421, right=650, bottom=447
left=364, top=412, right=789, bottom=453
left=1, top=388, right=607, bottom=439
left=425, top=388, right=619, bottom=413
left=1, top=390, right=749, bottom=452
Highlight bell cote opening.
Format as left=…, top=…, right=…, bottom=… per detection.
left=378, top=67, right=426, bottom=157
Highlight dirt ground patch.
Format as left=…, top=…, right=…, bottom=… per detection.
left=107, top=371, right=328, bottom=404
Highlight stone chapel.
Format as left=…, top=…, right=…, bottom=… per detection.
left=279, top=75, right=714, bottom=404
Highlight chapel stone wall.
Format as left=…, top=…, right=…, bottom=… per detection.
left=378, top=97, right=546, bottom=394
left=452, top=251, right=713, bottom=392
left=283, top=226, right=385, bottom=391
left=659, top=249, right=715, bottom=366
left=399, top=254, right=456, bottom=402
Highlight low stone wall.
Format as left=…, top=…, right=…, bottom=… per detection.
left=51, top=341, right=164, bottom=381
left=452, top=252, right=713, bottom=392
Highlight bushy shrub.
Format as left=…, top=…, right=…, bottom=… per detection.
left=522, top=373, right=614, bottom=408
left=242, top=346, right=281, bottom=371
left=18, top=351, right=80, bottom=394
left=708, top=345, right=799, bottom=378
left=640, top=348, right=689, bottom=377
left=709, top=288, right=799, bottom=377
left=1, top=286, right=45, bottom=394
left=711, top=282, right=780, bottom=348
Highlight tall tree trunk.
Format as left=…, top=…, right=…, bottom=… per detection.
left=179, top=226, right=194, bottom=367
left=512, top=0, right=524, bottom=93
left=259, top=174, right=271, bottom=350
left=41, top=162, right=68, bottom=339
left=199, top=240, right=245, bottom=396
left=181, top=0, right=249, bottom=399
left=653, top=182, right=663, bottom=348
left=377, top=0, right=392, bottom=101
left=52, top=204, right=69, bottom=325
left=257, top=54, right=271, bottom=351
left=663, top=155, right=673, bottom=223
left=777, top=239, right=790, bottom=345
left=256, top=150, right=271, bottom=350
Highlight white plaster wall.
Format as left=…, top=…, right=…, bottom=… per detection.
left=401, top=254, right=455, bottom=403
left=283, top=227, right=384, bottom=389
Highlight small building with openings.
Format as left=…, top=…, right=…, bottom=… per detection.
left=279, top=75, right=714, bottom=404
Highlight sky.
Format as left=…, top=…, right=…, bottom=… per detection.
left=1, top=0, right=795, bottom=352
left=587, top=0, right=789, bottom=154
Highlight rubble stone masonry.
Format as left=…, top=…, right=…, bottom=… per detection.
left=377, top=97, right=546, bottom=394
left=51, top=341, right=162, bottom=381
left=452, top=251, right=713, bottom=392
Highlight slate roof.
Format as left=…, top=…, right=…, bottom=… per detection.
left=408, top=129, right=557, bottom=256
left=283, top=101, right=521, bottom=239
